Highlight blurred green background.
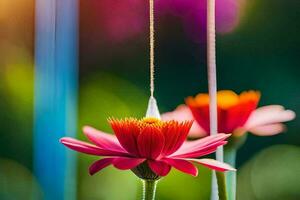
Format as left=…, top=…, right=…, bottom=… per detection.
left=0, top=0, right=299, bottom=199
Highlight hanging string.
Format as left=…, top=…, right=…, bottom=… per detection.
left=146, top=0, right=161, bottom=119
left=149, top=0, right=155, bottom=97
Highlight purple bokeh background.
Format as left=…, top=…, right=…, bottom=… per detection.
left=88, top=0, right=244, bottom=43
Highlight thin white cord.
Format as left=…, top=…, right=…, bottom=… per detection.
left=149, top=0, right=155, bottom=97
left=207, top=0, right=218, bottom=138
left=145, top=0, right=161, bottom=119
left=207, top=0, right=223, bottom=199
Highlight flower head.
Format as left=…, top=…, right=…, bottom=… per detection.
left=60, top=117, right=234, bottom=179
left=162, top=90, right=295, bottom=137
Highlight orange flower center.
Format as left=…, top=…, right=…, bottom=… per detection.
left=217, top=90, right=240, bottom=109
left=140, top=117, right=163, bottom=128
left=142, top=117, right=160, bottom=124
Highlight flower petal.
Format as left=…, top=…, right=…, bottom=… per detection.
left=189, top=158, right=236, bottom=172
left=137, top=126, right=164, bottom=159
left=148, top=160, right=171, bottom=177
left=163, top=158, right=198, bottom=176
left=188, top=105, right=210, bottom=134
left=89, top=158, right=115, bottom=175
left=186, top=90, right=261, bottom=134
left=225, top=100, right=258, bottom=133
left=250, top=123, right=286, bottom=136
left=83, top=126, right=125, bottom=152
left=60, top=137, right=129, bottom=156
left=109, top=119, right=141, bottom=156
left=162, top=105, right=207, bottom=137
left=171, top=141, right=227, bottom=158
left=189, top=122, right=208, bottom=138
left=245, top=105, right=296, bottom=129
left=172, top=134, right=230, bottom=157
left=113, top=157, right=145, bottom=170
left=161, top=120, right=193, bottom=156
left=60, top=137, right=106, bottom=155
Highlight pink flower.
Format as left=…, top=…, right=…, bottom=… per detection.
left=162, top=90, right=296, bottom=137
left=60, top=117, right=235, bottom=178
left=90, top=0, right=147, bottom=43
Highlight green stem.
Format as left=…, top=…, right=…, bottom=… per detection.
left=142, top=180, right=157, bottom=200
left=216, top=172, right=228, bottom=200
left=224, top=147, right=237, bottom=200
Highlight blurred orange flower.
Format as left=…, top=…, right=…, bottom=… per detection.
left=162, top=90, right=295, bottom=137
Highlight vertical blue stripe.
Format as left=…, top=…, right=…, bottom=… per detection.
left=34, top=0, right=78, bottom=199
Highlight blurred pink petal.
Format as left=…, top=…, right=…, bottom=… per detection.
left=162, top=105, right=207, bottom=137
left=250, top=123, right=286, bottom=136
left=245, top=105, right=296, bottom=129
left=189, top=158, right=236, bottom=172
